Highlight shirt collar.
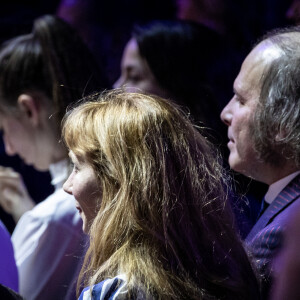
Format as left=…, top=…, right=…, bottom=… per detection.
left=265, top=171, right=300, bottom=204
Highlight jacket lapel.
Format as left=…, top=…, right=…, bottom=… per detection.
left=246, top=174, right=300, bottom=242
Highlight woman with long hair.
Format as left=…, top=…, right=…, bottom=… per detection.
left=63, top=90, right=260, bottom=299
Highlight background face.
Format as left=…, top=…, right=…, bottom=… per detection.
left=113, top=38, right=169, bottom=98
left=0, top=113, right=38, bottom=168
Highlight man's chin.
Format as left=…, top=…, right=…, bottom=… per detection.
left=228, top=156, right=245, bottom=175
left=228, top=154, right=237, bottom=170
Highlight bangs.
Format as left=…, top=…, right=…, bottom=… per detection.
left=62, top=104, right=96, bottom=157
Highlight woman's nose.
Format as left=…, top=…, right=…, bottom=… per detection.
left=63, top=176, right=73, bottom=195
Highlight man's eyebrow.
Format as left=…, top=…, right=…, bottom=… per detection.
left=233, top=88, right=239, bottom=95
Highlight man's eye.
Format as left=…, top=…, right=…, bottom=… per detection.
left=234, top=94, right=245, bottom=105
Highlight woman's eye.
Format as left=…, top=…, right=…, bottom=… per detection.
left=129, top=76, right=139, bottom=82
left=70, top=162, right=79, bottom=172
left=126, top=73, right=141, bottom=83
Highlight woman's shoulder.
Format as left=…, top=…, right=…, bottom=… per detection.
left=79, top=275, right=128, bottom=300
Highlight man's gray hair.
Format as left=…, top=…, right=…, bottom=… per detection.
left=251, top=26, right=300, bottom=167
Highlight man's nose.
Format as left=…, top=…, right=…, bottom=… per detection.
left=220, top=100, right=233, bottom=126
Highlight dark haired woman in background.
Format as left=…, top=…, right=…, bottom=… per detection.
left=114, top=20, right=230, bottom=146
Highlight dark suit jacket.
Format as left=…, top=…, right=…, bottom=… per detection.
left=245, top=174, right=300, bottom=295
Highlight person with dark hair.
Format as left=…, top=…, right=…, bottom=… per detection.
left=62, top=89, right=261, bottom=299
left=221, top=26, right=300, bottom=297
left=113, top=20, right=228, bottom=145
left=113, top=19, right=264, bottom=239
left=0, top=14, right=107, bottom=300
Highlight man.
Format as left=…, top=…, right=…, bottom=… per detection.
left=221, top=26, right=300, bottom=297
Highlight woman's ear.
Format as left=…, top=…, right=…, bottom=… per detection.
left=17, top=94, right=39, bottom=126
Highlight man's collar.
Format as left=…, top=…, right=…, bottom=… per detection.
left=265, top=170, right=300, bottom=204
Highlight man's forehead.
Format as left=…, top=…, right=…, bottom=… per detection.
left=250, top=40, right=283, bottom=64
left=234, top=40, right=283, bottom=98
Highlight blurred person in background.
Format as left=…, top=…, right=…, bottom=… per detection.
left=114, top=20, right=228, bottom=145
left=0, top=14, right=107, bottom=299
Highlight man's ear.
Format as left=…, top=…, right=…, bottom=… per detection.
left=17, top=94, right=39, bottom=126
